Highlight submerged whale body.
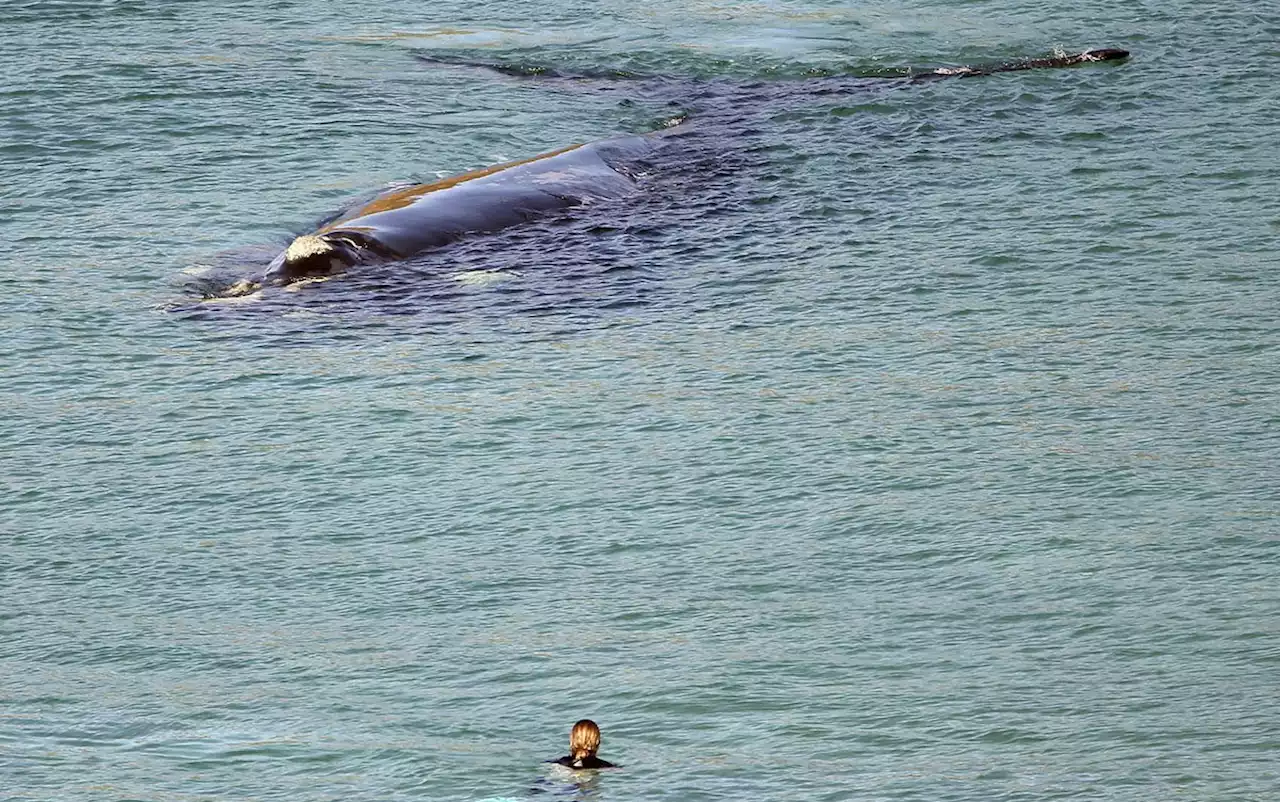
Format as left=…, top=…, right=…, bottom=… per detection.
left=221, top=47, right=1128, bottom=297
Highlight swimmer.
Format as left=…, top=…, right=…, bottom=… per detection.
left=550, top=719, right=618, bottom=769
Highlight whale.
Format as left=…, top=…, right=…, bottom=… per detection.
left=218, top=47, right=1127, bottom=297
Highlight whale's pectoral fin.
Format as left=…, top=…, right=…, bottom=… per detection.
left=410, top=52, right=722, bottom=115
left=413, top=52, right=645, bottom=81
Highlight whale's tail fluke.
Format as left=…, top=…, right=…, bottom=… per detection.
left=1080, top=48, right=1131, bottom=62
left=917, top=48, right=1130, bottom=80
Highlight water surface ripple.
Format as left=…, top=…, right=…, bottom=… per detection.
left=3, top=1, right=1277, bottom=801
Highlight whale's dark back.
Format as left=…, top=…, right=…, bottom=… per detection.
left=317, top=136, right=656, bottom=260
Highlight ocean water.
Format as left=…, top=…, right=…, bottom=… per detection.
left=3, top=1, right=1278, bottom=800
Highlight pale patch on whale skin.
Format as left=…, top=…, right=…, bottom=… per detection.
left=284, top=234, right=335, bottom=262
left=282, top=276, right=331, bottom=292
left=221, top=278, right=264, bottom=298
left=199, top=274, right=328, bottom=303
left=202, top=289, right=264, bottom=305
left=452, top=269, right=524, bottom=286
left=531, top=168, right=599, bottom=186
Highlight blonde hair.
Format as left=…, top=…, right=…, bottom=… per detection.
left=569, top=719, right=602, bottom=760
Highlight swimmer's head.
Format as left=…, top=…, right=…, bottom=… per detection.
left=569, top=719, right=602, bottom=760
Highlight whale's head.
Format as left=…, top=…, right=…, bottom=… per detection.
left=263, top=233, right=361, bottom=286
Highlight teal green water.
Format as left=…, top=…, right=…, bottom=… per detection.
left=4, top=1, right=1278, bottom=800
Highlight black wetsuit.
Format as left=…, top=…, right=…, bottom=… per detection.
left=552, top=755, right=618, bottom=769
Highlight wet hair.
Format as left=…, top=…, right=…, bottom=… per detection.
left=569, top=719, right=602, bottom=760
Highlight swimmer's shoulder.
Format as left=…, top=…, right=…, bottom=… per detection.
left=549, top=755, right=620, bottom=769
